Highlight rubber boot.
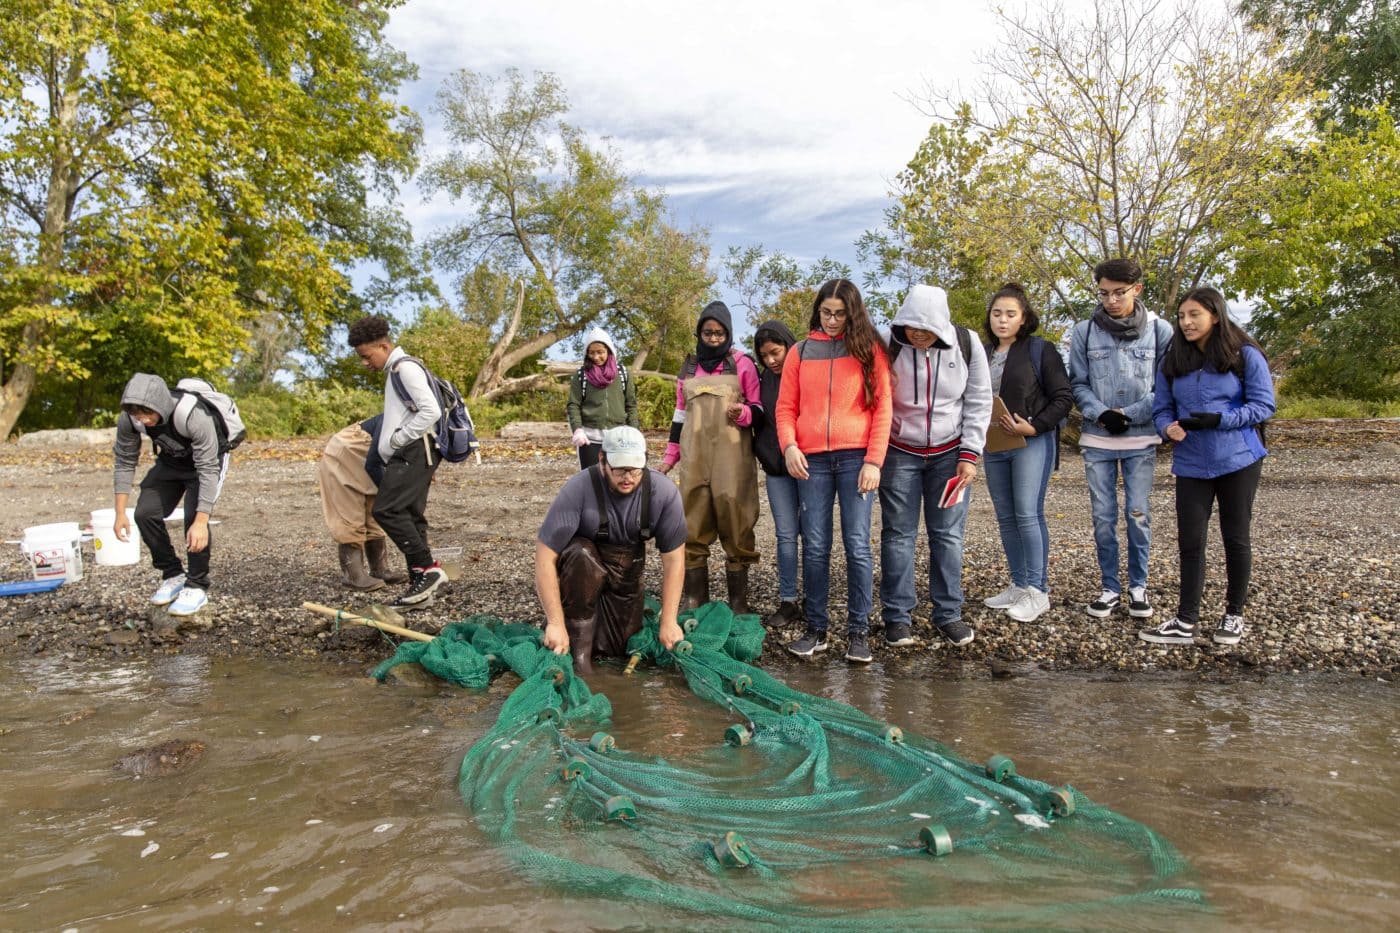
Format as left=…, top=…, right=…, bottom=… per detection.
left=764, top=600, right=804, bottom=628
left=364, top=537, right=407, bottom=584
left=681, top=566, right=709, bottom=612
left=565, top=615, right=597, bottom=675
left=726, top=567, right=750, bottom=615
left=338, top=543, right=385, bottom=591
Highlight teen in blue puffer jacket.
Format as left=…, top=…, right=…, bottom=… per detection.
left=1142, top=287, right=1275, bottom=649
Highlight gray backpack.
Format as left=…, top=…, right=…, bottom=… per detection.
left=172, top=378, right=247, bottom=455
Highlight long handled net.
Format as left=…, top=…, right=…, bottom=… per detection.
left=372, top=601, right=1206, bottom=928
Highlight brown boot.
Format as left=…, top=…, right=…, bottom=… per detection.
left=338, top=543, right=385, bottom=591
left=565, top=615, right=597, bottom=675
left=726, top=567, right=750, bottom=615
left=365, top=537, right=407, bottom=584
left=681, top=566, right=709, bottom=611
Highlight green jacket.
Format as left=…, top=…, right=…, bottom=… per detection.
left=566, top=366, right=638, bottom=434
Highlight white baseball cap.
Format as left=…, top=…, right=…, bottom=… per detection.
left=601, top=426, right=647, bottom=469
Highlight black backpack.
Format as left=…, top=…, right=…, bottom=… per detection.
left=389, top=356, right=480, bottom=463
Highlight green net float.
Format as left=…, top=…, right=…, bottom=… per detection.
left=986, top=754, right=1016, bottom=782
left=673, top=640, right=694, bottom=657
left=604, top=795, right=636, bottom=821
left=589, top=732, right=616, bottom=753
left=561, top=757, right=592, bottom=782
left=682, top=616, right=700, bottom=634
left=780, top=701, right=802, bottom=716
left=536, top=708, right=560, bottom=724
left=1045, top=787, right=1075, bottom=817
left=730, top=674, right=752, bottom=696
left=724, top=724, right=752, bottom=747
left=883, top=726, right=904, bottom=744
left=712, top=831, right=753, bottom=868
left=919, top=824, right=954, bottom=857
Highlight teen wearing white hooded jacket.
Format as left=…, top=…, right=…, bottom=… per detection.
left=878, top=285, right=993, bottom=647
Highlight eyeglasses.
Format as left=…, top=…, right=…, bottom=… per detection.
left=1097, top=287, right=1135, bottom=302
left=607, top=465, right=643, bottom=480
left=819, top=308, right=848, bottom=320
left=700, top=328, right=727, bottom=338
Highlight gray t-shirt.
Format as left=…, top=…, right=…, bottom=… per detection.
left=538, top=468, right=687, bottom=554
left=989, top=348, right=1009, bottom=395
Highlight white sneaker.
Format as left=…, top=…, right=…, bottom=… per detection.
left=167, top=587, right=208, bottom=616
left=983, top=585, right=1023, bottom=609
left=151, top=575, right=186, bottom=606
left=1007, top=587, right=1050, bottom=622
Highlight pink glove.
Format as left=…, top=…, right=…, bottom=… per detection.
left=663, top=441, right=682, bottom=466
left=571, top=428, right=589, bottom=449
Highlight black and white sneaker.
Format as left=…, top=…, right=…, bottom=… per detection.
left=786, top=628, right=829, bottom=658
left=392, top=564, right=447, bottom=610
left=1086, top=590, right=1120, bottom=618
left=1213, top=614, right=1246, bottom=645
left=845, top=633, right=873, bottom=664
left=1128, top=587, right=1153, bottom=619
left=1139, top=617, right=1197, bottom=645
left=883, top=623, right=915, bottom=647
left=936, top=618, right=975, bottom=647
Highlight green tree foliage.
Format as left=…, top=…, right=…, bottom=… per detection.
left=0, top=0, right=423, bottom=436
left=422, top=69, right=711, bottom=399
left=1234, top=1, right=1400, bottom=399
left=721, top=244, right=851, bottom=334
left=873, top=0, right=1315, bottom=325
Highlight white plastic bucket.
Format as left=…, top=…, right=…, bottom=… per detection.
left=21, top=521, right=84, bottom=583
left=91, top=508, right=140, bottom=566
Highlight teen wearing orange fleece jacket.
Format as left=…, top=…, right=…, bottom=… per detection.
left=775, top=279, right=892, bottom=663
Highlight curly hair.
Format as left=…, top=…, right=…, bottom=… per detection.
left=347, top=315, right=391, bottom=348
left=808, top=278, right=883, bottom=409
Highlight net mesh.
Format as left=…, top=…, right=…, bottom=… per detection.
left=374, top=600, right=1206, bottom=928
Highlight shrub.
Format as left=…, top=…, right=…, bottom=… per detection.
left=634, top=375, right=677, bottom=430
left=1274, top=394, right=1400, bottom=419
left=238, top=383, right=383, bottom=438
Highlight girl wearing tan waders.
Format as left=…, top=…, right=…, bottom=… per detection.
left=658, top=301, right=763, bottom=614
left=318, top=415, right=407, bottom=590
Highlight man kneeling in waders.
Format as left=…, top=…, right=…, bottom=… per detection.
left=535, top=427, right=688, bottom=674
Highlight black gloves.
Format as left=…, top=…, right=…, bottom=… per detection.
left=1097, top=409, right=1130, bottom=434
left=1177, top=411, right=1222, bottom=430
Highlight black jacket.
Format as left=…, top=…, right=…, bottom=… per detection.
left=991, top=337, right=1074, bottom=437
left=751, top=319, right=798, bottom=476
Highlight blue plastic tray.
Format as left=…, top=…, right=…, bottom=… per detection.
left=0, top=578, right=66, bottom=597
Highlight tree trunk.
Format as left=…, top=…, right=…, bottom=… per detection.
left=470, top=280, right=527, bottom=398
left=0, top=327, right=39, bottom=439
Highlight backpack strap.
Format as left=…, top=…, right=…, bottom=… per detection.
left=1027, top=335, right=1046, bottom=390
left=956, top=325, right=972, bottom=368
left=639, top=470, right=652, bottom=543
left=389, top=355, right=430, bottom=411
left=588, top=465, right=611, bottom=543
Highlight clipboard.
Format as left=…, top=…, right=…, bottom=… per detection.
left=984, top=396, right=1028, bottom=453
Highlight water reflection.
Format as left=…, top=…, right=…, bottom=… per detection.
left=0, top=657, right=1395, bottom=931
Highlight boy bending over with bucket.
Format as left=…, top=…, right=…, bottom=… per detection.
left=112, top=374, right=232, bottom=616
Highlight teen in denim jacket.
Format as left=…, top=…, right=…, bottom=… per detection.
left=1142, top=287, right=1275, bottom=648
left=1068, top=259, right=1173, bottom=622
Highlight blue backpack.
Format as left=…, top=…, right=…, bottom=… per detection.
left=389, top=357, right=480, bottom=463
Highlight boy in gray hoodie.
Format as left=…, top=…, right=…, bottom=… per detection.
left=879, top=285, right=993, bottom=647
left=112, top=373, right=228, bottom=616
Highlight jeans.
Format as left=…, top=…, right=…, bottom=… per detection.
left=879, top=446, right=970, bottom=629
left=1084, top=447, right=1156, bottom=594
left=984, top=431, right=1055, bottom=591
left=765, top=473, right=801, bottom=602
left=798, top=449, right=874, bottom=634
left=1176, top=459, right=1262, bottom=624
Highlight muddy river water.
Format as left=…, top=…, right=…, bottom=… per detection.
left=1, top=655, right=1395, bottom=931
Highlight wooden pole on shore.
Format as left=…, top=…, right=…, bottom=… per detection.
left=301, top=601, right=435, bottom=642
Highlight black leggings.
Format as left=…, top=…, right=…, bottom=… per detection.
left=1175, top=459, right=1263, bottom=624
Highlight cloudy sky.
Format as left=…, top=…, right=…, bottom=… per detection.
left=384, top=0, right=1228, bottom=309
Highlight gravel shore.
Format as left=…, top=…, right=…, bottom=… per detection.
left=2, top=421, right=1396, bottom=677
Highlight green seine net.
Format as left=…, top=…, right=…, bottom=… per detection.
left=373, top=600, right=1207, bottom=928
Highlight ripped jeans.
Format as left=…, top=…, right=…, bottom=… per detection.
left=1083, top=447, right=1156, bottom=594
